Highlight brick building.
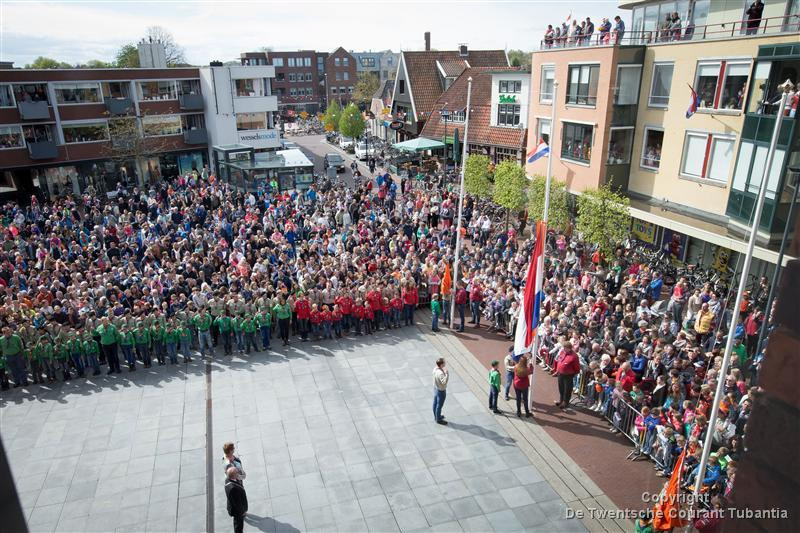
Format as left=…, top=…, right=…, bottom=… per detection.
left=325, top=47, right=357, bottom=106
left=241, top=50, right=321, bottom=115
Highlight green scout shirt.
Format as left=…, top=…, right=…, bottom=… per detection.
left=0, top=334, right=24, bottom=356
left=164, top=328, right=180, bottom=344
left=255, top=312, right=271, bottom=328
left=150, top=324, right=165, bottom=343
left=179, top=326, right=191, bottom=342
left=84, top=339, right=100, bottom=355
left=232, top=317, right=244, bottom=333
left=242, top=317, right=257, bottom=334
left=55, top=342, right=70, bottom=360
left=431, top=300, right=441, bottom=315
left=134, top=327, right=151, bottom=345
left=214, top=316, right=233, bottom=333
left=119, top=330, right=135, bottom=346
left=95, top=324, right=119, bottom=346
left=272, top=303, right=291, bottom=320
left=488, top=369, right=501, bottom=389
left=193, top=312, right=212, bottom=332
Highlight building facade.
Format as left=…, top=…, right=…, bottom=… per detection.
left=0, top=59, right=279, bottom=199
left=526, top=0, right=800, bottom=274
left=241, top=51, right=321, bottom=115
left=325, top=47, right=358, bottom=106
left=352, top=50, right=399, bottom=84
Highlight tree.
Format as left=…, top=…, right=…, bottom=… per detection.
left=528, top=175, right=571, bottom=232
left=338, top=103, right=366, bottom=139
left=84, top=59, right=113, bottom=68
left=115, top=44, right=140, bottom=68
left=323, top=100, right=342, bottom=132
left=507, top=49, right=531, bottom=70
left=145, top=26, right=187, bottom=66
left=353, top=72, right=380, bottom=106
left=25, top=57, right=72, bottom=69
left=464, top=154, right=492, bottom=199
left=493, top=160, right=528, bottom=229
left=576, top=184, right=631, bottom=261
left=105, top=115, right=172, bottom=187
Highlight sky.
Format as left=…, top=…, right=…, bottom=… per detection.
left=0, top=0, right=626, bottom=66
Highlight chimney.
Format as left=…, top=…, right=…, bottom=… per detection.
left=424, top=32, right=431, bottom=51
left=209, top=60, right=223, bottom=67
left=138, top=40, right=167, bottom=68
left=458, top=44, right=468, bottom=58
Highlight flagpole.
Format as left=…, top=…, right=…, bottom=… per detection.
left=529, top=81, right=557, bottom=411
left=691, top=81, right=793, bottom=502
left=450, top=77, right=473, bottom=328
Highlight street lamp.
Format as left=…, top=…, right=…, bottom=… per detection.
left=440, top=103, right=450, bottom=169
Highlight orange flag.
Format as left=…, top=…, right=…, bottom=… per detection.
left=652, top=447, right=688, bottom=530
left=441, top=264, right=452, bottom=296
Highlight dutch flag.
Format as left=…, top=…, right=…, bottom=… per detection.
left=527, top=139, right=550, bottom=163
left=686, top=84, right=700, bottom=118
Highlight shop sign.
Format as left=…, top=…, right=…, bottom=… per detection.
left=631, top=218, right=657, bottom=245
left=499, top=94, right=518, bottom=104
left=237, top=128, right=280, bottom=149
left=389, top=120, right=403, bottom=131
left=661, top=228, right=688, bottom=263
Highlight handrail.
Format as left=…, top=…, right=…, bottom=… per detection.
left=539, top=13, right=800, bottom=49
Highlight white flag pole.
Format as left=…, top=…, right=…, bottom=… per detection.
left=692, top=81, right=793, bottom=500
left=450, top=77, right=473, bottom=327
left=529, top=81, right=558, bottom=411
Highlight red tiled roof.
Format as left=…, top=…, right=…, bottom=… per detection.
left=402, top=50, right=508, bottom=120
left=436, top=59, right=468, bottom=78
left=420, top=68, right=526, bottom=150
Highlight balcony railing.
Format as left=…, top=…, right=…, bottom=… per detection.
left=183, top=128, right=208, bottom=145
left=17, top=101, right=50, bottom=120
left=539, top=14, right=800, bottom=49
left=179, top=93, right=204, bottom=111
left=27, top=140, right=58, bottom=160
left=105, top=98, right=133, bottom=116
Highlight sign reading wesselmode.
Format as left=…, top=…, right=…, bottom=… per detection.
left=237, top=129, right=280, bottom=148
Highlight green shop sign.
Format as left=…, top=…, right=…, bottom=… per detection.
left=499, top=94, right=517, bottom=103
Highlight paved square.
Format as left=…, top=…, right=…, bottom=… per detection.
left=1, top=327, right=586, bottom=533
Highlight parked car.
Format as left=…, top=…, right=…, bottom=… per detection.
left=354, top=142, right=375, bottom=161
left=323, top=153, right=345, bottom=173
left=338, top=136, right=354, bottom=150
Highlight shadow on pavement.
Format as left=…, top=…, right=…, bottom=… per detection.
left=446, top=420, right=517, bottom=447
left=245, top=514, right=300, bottom=533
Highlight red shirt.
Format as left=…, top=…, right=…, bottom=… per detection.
left=556, top=351, right=581, bottom=376
left=363, top=304, right=374, bottom=319
left=382, top=301, right=391, bottom=313
left=470, top=285, right=483, bottom=302
left=366, top=290, right=382, bottom=311
left=454, top=288, right=468, bottom=305
left=337, top=296, right=353, bottom=315
left=310, top=310, right=322, bottom=325
left=295, top=299, right=311, bottom=319
left=321, top=311, right=332, bottom=323
left=402, top=288, right=419, bottom=306
left=391, top=297, right=403, bottom=310
left=332, top=310, right=342, bottom=322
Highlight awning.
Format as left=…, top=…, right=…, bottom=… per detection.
left=392, top=137, right=445, bottom=152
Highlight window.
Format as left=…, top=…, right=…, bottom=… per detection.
left=680, top=131, right=735, bottom=182
left=289, top=73, right=296, bottom=82
left=732, top=141, right=787, bottom=199
left=53, top=82, right=102, bottom=104
left=694, top=60, right=750, bottom=110
left=344, top=72, right=349, bottom=81
left=540, top=67, right=554, bottom=102
left=561, top=122, right=594, bottom=163
left=304, top=58, right=311, bottom=67
left=178, top=80, right=200, bottom=96
left=335, top=72, right=341, bottom=81
left=288, top=58, right=296, bottom=67
left=272, top=57, right=284, bottom=67
left=641, top=128, right=664, bottom=170
left=305, top=73, right=312, bottom=82
left=23, top=124, right=53, bottom=144
left=13, top=83, right=49, bottom=104
left=289, top=88, right=297, bottom=97
left=398, top=79, right=405, bottom=94
left=448, top=109, right=466, bottom=123
left=343, top=57, right=349, bottom=67
left=182, top=114, right=205, bottom=131
left=236, top=112, right=267, bottom=131
left=497, top=104, right=521, bottom=126
left=0, top=85, right=15, bottom=107
left=615, top=65, right=642, bottom=105
left=335, top=58, right=341, bottom=67
left=102, top=82, right=130, bottom=100
left=566, top=64, right=600, bottom=106
left=0, top=125, right=24, bottom=149
left=276, top=73, right=285, bottom=82
left=331, top=87, right=338, bottom=95
left=233, top=78, right=267, bottom=97
left=360, top=57, right=376, bottom=67
left=495, top=147, right=519, bottom=162
left=536, top=118, right=551, bottom=145
left=499, top=80, right=522, bottom=93
left=141, top=115, right=182, bottom=137
left=137, top=81, right=177, bottom=101
left=649, top=62, right=674, bottom=107
left=62, top=122, right=109, bottom=143
left=607, top=128, right=634, bottom=164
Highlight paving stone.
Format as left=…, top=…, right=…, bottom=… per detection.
left=513, top=502, right=549, bottom=528
left=422, top=500, right=456, bottom=526
left=394, top=506, right=430, bottom=531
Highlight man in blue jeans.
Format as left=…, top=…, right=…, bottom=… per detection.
left=432, top=357, right=449, bottom=425
left=504, top=346, right=516, bottom=401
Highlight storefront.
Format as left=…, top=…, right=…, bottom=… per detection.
left=213, top=144, right=314, bottom=192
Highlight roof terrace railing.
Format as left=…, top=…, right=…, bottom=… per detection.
left=539, top=13, right=800, bottom=49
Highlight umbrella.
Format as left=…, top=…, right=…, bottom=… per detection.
left=392, top=137, right=445, bottom=152
left=452, top=129, right=460, bottom=164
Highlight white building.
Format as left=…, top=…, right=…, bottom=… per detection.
left=199, top=64, right=280, bottom=158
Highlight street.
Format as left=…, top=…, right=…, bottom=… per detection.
left=289, top=134, right=374, bottom=190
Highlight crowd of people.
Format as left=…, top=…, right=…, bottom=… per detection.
left=543, top=16, right=626, bottom=48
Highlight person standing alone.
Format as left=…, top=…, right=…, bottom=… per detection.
left=225, top=467, right=248, bottom=533
left=555, top=341, right=581, bottom=409
left=488, top=360, right=502, bottom=414
left=432, top=357, right=449, bottom=425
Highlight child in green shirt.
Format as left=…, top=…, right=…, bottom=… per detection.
left=255, top=309, right=271, bottom=351
left=83, top=331, right=101, bottom=376
left=488, top=360, right=502, bottom=414
left=431, top=294, right=442, bottom=332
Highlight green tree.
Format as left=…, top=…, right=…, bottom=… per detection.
left=84, top=59, right=112, bottom=68
left=527, top=175, right=571, bottom=232
left=493, top=160, right=527, bottom=229
left=464, top=154, right=492, bottom=199
left=323, top=100, right=342, bottom=132
left=25, top=57, right=72, bottom=69
left=576, top=184, right=631, bottom=261
left=353, top=72, right=380, bottom=106
left=115, top=44, right=140, bottom=68
left=507, top=49, right=531, bottom=70
left=338, top=103, right=366, bottom=139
